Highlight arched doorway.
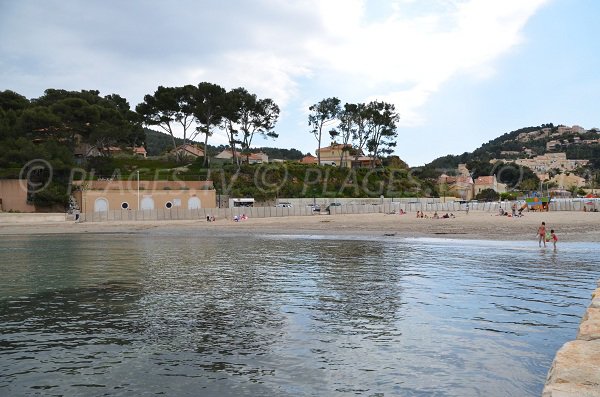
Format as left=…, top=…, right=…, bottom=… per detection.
left=141, top=197, right=154, bottom=210
left=94, top=197, right=109, bottom=212
left=188, top=197, right=201, bottom=209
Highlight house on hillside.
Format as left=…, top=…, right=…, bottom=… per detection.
left=438, top=174, right=474, bottom=200
left=300, top=154, right=317, bottom=164
left=74, top=144, right=147, bottom=162
left=171, top=144, right=204, bottom=159
left=314, top=143, right=379, bottom=168
left=133, top=146, right=147, bottom=158
left=316, top=144, right=352, bottom=167
left=474, top=175, right=507, bottom=196
left=215, top=149, right=268, bottom=164
left=351, top=156, right=380, bottom=168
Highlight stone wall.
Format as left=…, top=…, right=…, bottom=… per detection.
left=543, top=280, right=600, bottom=396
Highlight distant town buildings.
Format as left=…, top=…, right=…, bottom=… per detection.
left=438, top=164, right=507, bottom=200
left=548, top=173, right=586, bottom=190
left=513, top=153, right=588, bottom=178
left=516, top=124, right=597, bottom=144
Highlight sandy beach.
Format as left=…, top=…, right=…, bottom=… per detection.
left=1, top=210, right=599, bottom=242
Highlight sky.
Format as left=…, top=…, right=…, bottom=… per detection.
left=1, top=0, right=599, bottom=166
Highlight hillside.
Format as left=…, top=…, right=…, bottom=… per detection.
left=422, top=123, right=600, bottom=174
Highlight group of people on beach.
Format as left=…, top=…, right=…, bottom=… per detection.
left=416, top=211, right=455, bottom=219
left=537, top=221, right=558, bottom=249
left=233, top=214, right=248, bottom=222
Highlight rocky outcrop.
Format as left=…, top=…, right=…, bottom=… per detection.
left=543, top=281, right=600, bottom=396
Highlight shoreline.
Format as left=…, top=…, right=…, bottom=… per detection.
left=2, top=211, right=599, bottom=242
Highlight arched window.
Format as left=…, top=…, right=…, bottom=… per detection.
left=188, top=197, right=201, bottom=209
left=94, top=198, right=109, bottom=212
left=141, top=197, right=154, bottom=210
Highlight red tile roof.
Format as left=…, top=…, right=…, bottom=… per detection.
left=474, top=176, right=495, bottom=185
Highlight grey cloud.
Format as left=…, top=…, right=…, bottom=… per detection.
left=0, top=0, right=325, bottom=100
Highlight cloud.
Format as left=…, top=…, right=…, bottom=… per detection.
left=0, top=0, right=548, bottom=139
left=301, top=0, right=549, bottom=125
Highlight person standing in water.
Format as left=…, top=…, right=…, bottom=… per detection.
left=550, top=229, right=558, bottom=250
left=538, top=221, right=547, bottom=247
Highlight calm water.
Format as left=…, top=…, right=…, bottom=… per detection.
left=0, top=231, right=598, bottom=396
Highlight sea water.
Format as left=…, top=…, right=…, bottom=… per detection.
left=0, top=231, right=598, bottom=396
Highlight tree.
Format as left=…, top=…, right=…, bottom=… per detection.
left=476, top=188, right=500, bottom=201
left=493, top=162, right=539, bottom=191
left=308, top=97, right=340, bottom=165
left=47, top=97, right=100, bottom=149
left=0, top=90, right=30, bottom=138
left=329, top=103, right=357, bottom=168
left=193, top=82, right=226, bottom=166
left=221, top=88, right=280, bottom=166
left=466, top=159, right=493, bottom=178
left=242, top=97, right=279, bottom=160
left=136, top=85, right=196, bottom=161
left=220, top=88, right=243, bottom=166
left=103, top=94, right=145, bottom=148
left=18, top=106, right=62, bottom=139
left=365, top=101, right=399, bottom=168
left=351, top=103, right=371, bottom=164
left=0, top=89, right=30, bottom=111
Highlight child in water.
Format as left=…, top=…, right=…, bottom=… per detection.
left=538, top=222, right=546, bottom=247
left=549, top=229, right=558, bottom=249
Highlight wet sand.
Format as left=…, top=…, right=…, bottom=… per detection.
left=1, top=211, right=599, bottom=242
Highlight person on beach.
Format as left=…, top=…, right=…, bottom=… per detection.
left=538, top=221, right=546, bottom=247
left=549, top=229, right=558, bottom=249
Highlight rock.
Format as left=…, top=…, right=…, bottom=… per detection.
left=592, top=288, right=600, bottom=309
left=543, top=340, right=600, bottom=396
left=543, top=383, right=600, bottom=397
left=578, top=308, right=600, bottom=341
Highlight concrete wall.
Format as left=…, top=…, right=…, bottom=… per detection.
left=0, top=213, right=66, bottom=223
left=0, top=179, right=36, bottom=212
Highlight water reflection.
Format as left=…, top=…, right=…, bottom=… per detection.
left=0, top=233, right=598, bottom=396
